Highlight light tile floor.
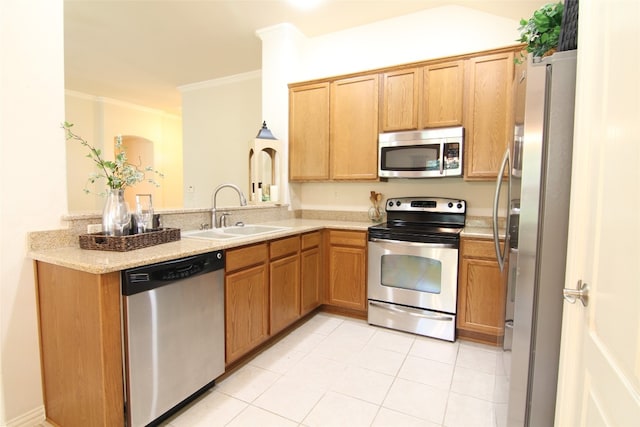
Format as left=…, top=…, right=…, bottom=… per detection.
left=162, top=312, right=510, bottom=427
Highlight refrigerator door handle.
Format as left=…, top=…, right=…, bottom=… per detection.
left=493, top=149, right=511, bottom=272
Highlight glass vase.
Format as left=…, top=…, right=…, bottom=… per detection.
left=103, top=189, right=130, bottom=236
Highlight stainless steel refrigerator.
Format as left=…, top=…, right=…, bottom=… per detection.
left=492, top=50, right=577, bottom=426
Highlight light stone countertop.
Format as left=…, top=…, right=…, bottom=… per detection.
left=29, top=214, right=503, bottom=274
left=28, top=219, right=373, bottom=274
left=460, top=226, right=500, bottom=239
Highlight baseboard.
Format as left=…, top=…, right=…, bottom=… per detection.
left=3, top=405, right=45, bottom=427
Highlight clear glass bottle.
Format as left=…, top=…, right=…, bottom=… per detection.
left=103, top=189, right=130, bottom=236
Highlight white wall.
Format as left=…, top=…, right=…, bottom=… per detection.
left=261, top=5, right=522, bottom=216
left=65, top=92, right=184, bottom=211
left=180, top=71, right=262, bottom=210
left=0, top=0, right=66, bottom=424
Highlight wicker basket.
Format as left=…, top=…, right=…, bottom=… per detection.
left=79, top=228, right=181, bottom=252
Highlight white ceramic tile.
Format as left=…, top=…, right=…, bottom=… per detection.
left=160, top=313, right=507, bottom=427
left=312, top=333, right=368, bottom=363
left=368, top=328, right=416, bottom=355
left=330, top=318, right=377, bottom=343
left=450, top=365, right=495, bottom=401
left=166, top=391, right=248, bottom=427
left=350, top=343, right=407, bottom=376
left=225, top=405, right=298, bottom=427
left=330, top=365, right=395, bottom=405
left=295, top=312, right=344, bottom=335
left=372, top=407, right=441, bottom=427
left=493, top=374, right=509, bottom=404
left=383, top=378, right=448, bottom=424
left=443, top=392, right=496, bottom=427
left=303, top=391, right=379, bottom=427
left=494, top=402, right=508, bottom=427
left=215, top=364, right=280, bottom=403
left=283, top=353, right=348, bottom=390
left=409, top=336, right=459, bottom=364
left=248, top=343, right=307, bottom=374
left=275, top=329, right=327, bottom=353
left=497, top=349, right=511, bottom=377
left=456, top=343, right=498, bottom=375
left=397, top=354, right=454, bottom=390
left=252, top=376, right=326, bottom=422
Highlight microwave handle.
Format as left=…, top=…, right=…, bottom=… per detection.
left=440, top=142, right=445, bottom=175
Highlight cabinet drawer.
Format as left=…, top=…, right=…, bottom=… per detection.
left=327, top=230, right=366, bottom=248
left=226, top=243, right=268, bottom=272
left=461, top=237, right=502, bottom=259
left=301, top=231, right=321, bottom=250
left=270, top=236, right=300, bottom=260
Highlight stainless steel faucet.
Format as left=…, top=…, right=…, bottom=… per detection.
left=211, top=183, right=248, bottom=228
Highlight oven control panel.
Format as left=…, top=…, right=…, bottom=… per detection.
left=386, top=197, right=466, bottom=214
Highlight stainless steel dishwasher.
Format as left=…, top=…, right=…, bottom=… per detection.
left=122, top=251, right=225, bottom=427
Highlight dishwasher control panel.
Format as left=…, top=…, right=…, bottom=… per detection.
left=122, top=251, right=224, bottom=296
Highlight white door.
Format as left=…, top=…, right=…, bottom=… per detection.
left=555, top=1, right=640, bottom=425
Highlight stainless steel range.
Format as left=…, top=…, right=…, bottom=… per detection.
left=367, top=197, right=466, bottom=341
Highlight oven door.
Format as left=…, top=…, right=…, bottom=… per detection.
left=367, top=238, right=459, bottom=313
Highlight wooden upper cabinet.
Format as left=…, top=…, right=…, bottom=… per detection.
left=463, top=50, right=515, bottom=180
left=330, top=74, right=379, bottom=180
left=421, top=60, right=464, bottom=128
left=289, top=82, right=330, bottom=181
left=380, top=68, right=419, bottom=132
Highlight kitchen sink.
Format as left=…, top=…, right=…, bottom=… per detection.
left=182, top=225, right=290, bottom=241
left=220, top=225, right=288, bottom=235
left=181, top=230, right=238, bottom=240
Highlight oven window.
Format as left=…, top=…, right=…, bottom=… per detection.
left=381, top=254, right=442, bottom=294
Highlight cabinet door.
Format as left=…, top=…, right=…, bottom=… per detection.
left=327, top=230, right=367, bottom=311
left=289, top=82, right=330, bottom=181
left=457, top=238, right=507, bottom=345
left=463, top=51, right=515, bottom=180
left=330, top=74, right=379, bottom=180
left=380, top=68, right=419, bottom=131
left=225, top=263, right=269, bottom=364
left=301, top=246, right=322, bottom=315
left=421, top=60, right=464, bottom=128
left=270, top=254, right=300, bottom=334
left=36, top=263, right=124, bottom=427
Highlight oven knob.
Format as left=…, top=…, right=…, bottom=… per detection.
left=396, top=200, right=401, bottom=207
left=457, top=203, right=463, bottom=209
left=448, top=202, right=453, bottom=208
left=388, top=201, right=394, bottom=207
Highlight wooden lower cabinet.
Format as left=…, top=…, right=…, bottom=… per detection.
left=326, top=229, right=367, bottom=312
left=35, top=262, right=124, bottom=427
left=457, top=237, right=507, bottom=345
left=225, top=243, right=270, bottom=364
left=301, top=231, right=322, bottom=315
left=269, top=236, right=301, bottom=335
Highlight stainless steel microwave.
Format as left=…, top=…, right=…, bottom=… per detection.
left=378, top=126, right=464, bottom=178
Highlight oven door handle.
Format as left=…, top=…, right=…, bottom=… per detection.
left=369, top=301, right=454, bottom=322
left=369, top=238, right=457, bottom=249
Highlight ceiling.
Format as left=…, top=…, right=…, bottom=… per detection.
left=64, top=0, right=540, bottom=115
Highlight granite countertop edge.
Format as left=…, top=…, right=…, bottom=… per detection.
left=28, top=219, right=372, bottom=274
